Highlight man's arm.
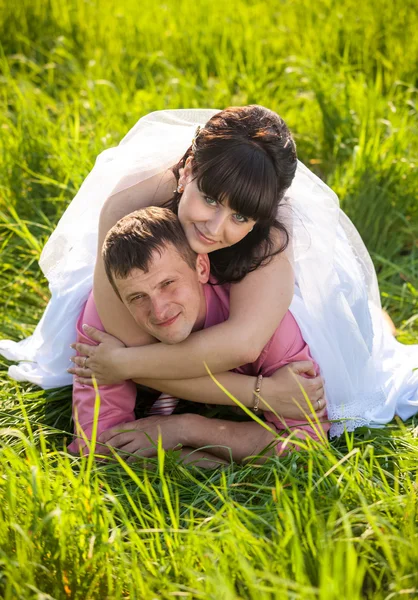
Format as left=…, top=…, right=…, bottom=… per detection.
left=98, top=413, right=277, bottom=464
left=183, top=414, right=277, bottom=463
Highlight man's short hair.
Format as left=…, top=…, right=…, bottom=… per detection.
left=102, top=207, right=197, bottom=298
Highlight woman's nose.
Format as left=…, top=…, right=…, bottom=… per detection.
left=206, top=210, right=226, bottom=236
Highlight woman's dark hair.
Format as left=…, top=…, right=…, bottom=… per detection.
left=166, top=105, right=297, bottom=284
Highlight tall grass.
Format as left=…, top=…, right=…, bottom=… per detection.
left=0, top=0, right=417, bottom=597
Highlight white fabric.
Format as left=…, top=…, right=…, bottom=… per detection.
left=1, top=108, right=417, bottom=436
left=0, top=109, right=217, bottom=388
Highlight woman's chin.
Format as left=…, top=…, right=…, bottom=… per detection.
left=184, top=228, right=215, bottom=253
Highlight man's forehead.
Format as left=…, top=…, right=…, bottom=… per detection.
left=115, top=247, right=191, bottom=292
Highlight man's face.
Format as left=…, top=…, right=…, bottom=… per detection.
left=114, top=244, right=210, bottom=344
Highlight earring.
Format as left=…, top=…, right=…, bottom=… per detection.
left=177, top=183, right=184, bottom=194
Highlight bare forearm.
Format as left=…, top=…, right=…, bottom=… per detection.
left=136, top=370, right=282, bottom=412
left=136, top=371, right=258, bottom=407
left=183, top=414, right=276, bottom=464
left=119, top=321, right=254, bottom=380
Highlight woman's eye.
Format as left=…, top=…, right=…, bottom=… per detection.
left=233, top=213, right=249, bottom=223
left=204, top=196, right=218, bottom=206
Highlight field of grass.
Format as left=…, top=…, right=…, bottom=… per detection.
left=0, top=0, right=418, bottom=597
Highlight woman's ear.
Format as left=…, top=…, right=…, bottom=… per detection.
left=179, top=156, right=194, bottom=186
left=195, top=253, right=210, bottom=284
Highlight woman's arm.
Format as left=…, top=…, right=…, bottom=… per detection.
left=113, top=252, right=294, bottom=380
left=136, top=360, right=325, bottom=419
left=93, top=170, right=175, bottom=346
left=75, top=252, right=294, bottom=382
left=71, top=330, right=326, bottom=419
left=91, top=172, right=294, bottom=379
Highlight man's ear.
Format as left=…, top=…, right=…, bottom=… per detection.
left=178, top=156, right=193, bottom=186
left=195, top=253, right=210, bottom=284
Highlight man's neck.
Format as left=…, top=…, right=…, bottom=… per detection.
left=192, top=283, right=207, bottom=332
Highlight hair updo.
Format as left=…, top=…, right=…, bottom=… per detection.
left=167, top=105, right=297, bottom=284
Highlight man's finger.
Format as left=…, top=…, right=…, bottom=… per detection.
left=99, top=427, right=141, bottom=447
left=108, top=434, right=139, bottom=449
left=98, top=421, right=143, bottom=444
left=117, top=440, right=155, bottom=456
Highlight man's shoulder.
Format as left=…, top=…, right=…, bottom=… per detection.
left=203, top=279, right=230, bottom=328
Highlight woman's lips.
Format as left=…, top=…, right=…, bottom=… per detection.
left=193, top=224, right=218, bottom=245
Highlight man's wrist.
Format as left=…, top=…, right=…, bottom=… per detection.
left=178, top=413, right=201, bottom=448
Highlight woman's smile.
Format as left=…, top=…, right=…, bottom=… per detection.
left=193, top=224, right=219, bottom=246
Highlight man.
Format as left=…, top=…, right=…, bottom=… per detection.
left=68, top=207, right=328, bottom=465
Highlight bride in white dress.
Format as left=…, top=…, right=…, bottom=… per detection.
left=1, top=106, right=417, bottom=438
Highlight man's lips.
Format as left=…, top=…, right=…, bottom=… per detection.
left=154, top=313, right=180, bottom=327
left=193, top=224, right=218, bottom=245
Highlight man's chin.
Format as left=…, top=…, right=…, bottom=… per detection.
left=151, top=327, right=192, bottom=345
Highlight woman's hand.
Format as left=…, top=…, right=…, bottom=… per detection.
left=261, top=362, right=327, bottom=420
left=69, top=325, right=128, bottom=385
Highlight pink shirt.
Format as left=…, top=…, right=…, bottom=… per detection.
left=203, top=278, right=326, bottom=440
left=69, top=281, right=327, bottom=453
left=204, top=280, right=319, bottom=378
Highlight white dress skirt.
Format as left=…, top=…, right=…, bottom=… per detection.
left=1, top=109, right=417, bottom=437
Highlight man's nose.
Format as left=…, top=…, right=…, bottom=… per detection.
left=150, top=296, right=170, bottom=322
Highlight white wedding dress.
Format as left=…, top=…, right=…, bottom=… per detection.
left=1, top=109, right=417, bottom=437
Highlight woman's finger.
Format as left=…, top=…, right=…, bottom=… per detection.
left=70, top=342, right=95, bottom=355
left=70, top=355, right=92, bottom=367
left=308, top=405, right=327, bottom=420
left=67, top=367, right=93, bottom=377
left=82, top=324, right=126, bottom=347
left=74, top=377, right=95, bottom=386
left=310, top=396, right=326, bottom=413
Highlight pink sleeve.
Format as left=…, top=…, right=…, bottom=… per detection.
left=260, top=311, right=330, bottom=451
left=68, top=292, right=137, bottom=454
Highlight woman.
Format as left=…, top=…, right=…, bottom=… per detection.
left=1, top=107, right=417, bottom=437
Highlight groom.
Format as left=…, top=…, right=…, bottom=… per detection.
left=68, top=207, right=328, bottom=464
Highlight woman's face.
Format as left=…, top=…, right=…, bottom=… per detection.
left=177, top=159, right=256, bottom=254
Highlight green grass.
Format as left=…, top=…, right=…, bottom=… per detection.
left=0, top=0, right=417, bottom=597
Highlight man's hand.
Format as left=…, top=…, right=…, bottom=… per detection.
left=98, top=414, right=187, bottom=461
left=69, top=325, right=127, bottom=385
left=262, top=362, right=326, bottom=420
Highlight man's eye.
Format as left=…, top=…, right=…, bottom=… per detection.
left=132, top=295, right=144, bottom=301
left=204, top=196, right=218, bottom=206
left=162, top=281, right=173, bottom=287
left=233, top=213, right=249, bottom=223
